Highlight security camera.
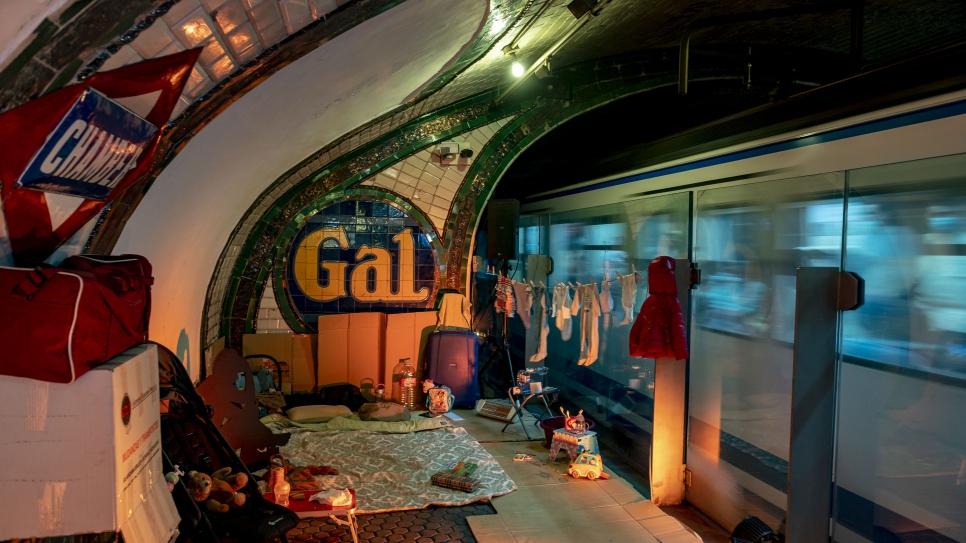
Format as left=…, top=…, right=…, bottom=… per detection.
left=438, top=141, right=460, bottom=160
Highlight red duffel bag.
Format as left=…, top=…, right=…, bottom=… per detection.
left=0, top=254, right=153, bottom=383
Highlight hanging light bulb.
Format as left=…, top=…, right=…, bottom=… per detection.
left=510, top=53, right=525, bottom=78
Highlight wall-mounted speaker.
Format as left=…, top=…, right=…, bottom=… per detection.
left=486, top=199, right=519, bottom=260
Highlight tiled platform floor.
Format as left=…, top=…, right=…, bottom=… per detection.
left=281, top=409, right=728, bottom=542
left=285, top=502, right=496, bottom=543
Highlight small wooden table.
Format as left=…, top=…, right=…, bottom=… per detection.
left=265, top=488, right=359, bottom=543
left=549, top=429, right=599, bottom=462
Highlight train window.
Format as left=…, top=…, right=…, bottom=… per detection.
left=834, top=152, right=966, bottom=541
left=537, top=191, right=690, bottom=479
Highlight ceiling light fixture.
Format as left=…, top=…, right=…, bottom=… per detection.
left=497, top=0, right=608, bottom=103
left=511, top=54, right=525, bottom=78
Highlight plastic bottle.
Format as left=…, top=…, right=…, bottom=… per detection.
left=399, top=359, right=417, bottom=409
left=272, top=468, right=292, bottom=507
left=391, top=358, right=407, bottom=404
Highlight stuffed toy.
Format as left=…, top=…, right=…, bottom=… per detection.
left=186, top=468, right=248, bottom=513
left=165, top=465, right=184, bottom=492
left=423, top=380, right=454, bottom=415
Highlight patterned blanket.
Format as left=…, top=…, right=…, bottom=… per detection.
left=276, top=426, right=517, bottom=513
left=261, top=413, right=450, bottom=433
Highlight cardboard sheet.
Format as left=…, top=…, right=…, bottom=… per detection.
left=347, top=312, right=385, bottom=388
left=290, top=334, right=318, bottom=392
left=384, top=311, right=436, bottom=392
left=317, top=314, right=349, bottom=386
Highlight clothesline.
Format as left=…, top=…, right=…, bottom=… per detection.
left=494, top=268, right=643, bottom=290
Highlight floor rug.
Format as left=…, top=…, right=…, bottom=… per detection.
left=278, top=427, right=517, bottom=514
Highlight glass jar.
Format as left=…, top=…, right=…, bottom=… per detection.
left=271, top=467, right=290, bottom=506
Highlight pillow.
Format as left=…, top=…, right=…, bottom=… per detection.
left=286, top=404, right=352, bottom=423
left=357, top=402, right=411, bottom=422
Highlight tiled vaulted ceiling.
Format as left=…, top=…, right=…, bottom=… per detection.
left=1, top=0, right=964, bottom=372
left=3, top=0, right=965, bottom=120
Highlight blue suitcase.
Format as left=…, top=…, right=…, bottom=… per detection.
left=424, top=330, right=480, bottom=407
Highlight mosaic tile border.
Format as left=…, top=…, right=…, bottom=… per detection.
left=84, top=0, right=532, bottom=257
left=441, top=70, right=743, bottom=291
left=212, top=92, right=531, bottom=347
left=84, top=0, right=417, bottom=255
left=412, top=0, right=532, bottom=100
left=208, top=51, right=742, bottom=350
left=265, top=187, right=443, bottom=334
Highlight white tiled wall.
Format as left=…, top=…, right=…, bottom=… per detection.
left=97, top=0, right=342, bottom=121
left=255, top=275, right=294, bottom=333
left=359, top=117, right=511, bottom=232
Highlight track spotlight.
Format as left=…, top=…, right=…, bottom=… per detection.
left=511, top=59, right=525, bottom=78
left=567, top=0, right=598, bottom=19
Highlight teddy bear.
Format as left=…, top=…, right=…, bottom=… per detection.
left=185, top=467, right=248, bottom=513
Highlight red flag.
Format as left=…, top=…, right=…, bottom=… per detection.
left=0, top=48, right=201, bottom=265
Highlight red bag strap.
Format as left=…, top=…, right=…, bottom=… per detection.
left=13, top=267, right=59, bottom=299
left=14, top=266, right=148, bottom=340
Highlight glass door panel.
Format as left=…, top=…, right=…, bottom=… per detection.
left=834, top=153, right=966, bottom=542
left=688, top=174, right=844, bottom=531
left=543, top=192, right=690, bottom=480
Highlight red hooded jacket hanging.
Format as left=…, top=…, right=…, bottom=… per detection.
left=0, top=48, right=200, bottom=265
left=629, top=256, right=689, bottom=361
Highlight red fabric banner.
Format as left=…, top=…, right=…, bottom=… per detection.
left=0, top=48, right=201, bottom=265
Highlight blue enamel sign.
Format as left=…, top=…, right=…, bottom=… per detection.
left=16, top=88, right=158, bottom=200
left=286, top=198, right=438, bottom=326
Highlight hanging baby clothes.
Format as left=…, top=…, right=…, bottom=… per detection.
left=597, top=274, right=614, bottom=358
left=599, top=275, right=614, bottom=334
left=437, top=292, right=472, bottom=329
left=552, top=283, right=573, bottom=341
left=571, top=283, right=601, bottom=366
left=495, top=276, right=515, bottom=316
left=629, top=256, right=689, bottom=360
left=618, top=272, right=644, bottom=325
left=529, top=285, right=550, bottom=362
left=511, top=280, right=533, bottom=329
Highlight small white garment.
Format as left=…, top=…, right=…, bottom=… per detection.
left=552, top=283, right=573, bottom=341
left=437, top=292, right=472, bottom=329
left=309, top=488, right=353, bottom=507
left=618, top=273, right=644, bottom=325
left=512, top=281, right=533, bottom=329
left=571, top=283, right=601, bottom=366
left=529, top=285, right=550, bottom=362
left=599, top=277, right=614, bottom=332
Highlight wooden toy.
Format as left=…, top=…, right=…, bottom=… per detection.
left=568, top=452, right=604, bottom=480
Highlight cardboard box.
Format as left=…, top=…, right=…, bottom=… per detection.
left=290, top=334, right=318, bottom=392
left=347, top=312, right=386, bottom=388
left=384, top=311, right=438, bottom=388
left=0, top=345, right=179, bottom=543
left=317, top=313, right=349, bottom=386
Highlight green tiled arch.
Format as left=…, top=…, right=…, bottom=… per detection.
left=269, top=187, right=445, bottom=334
left=211, top=54, right=740, bottom=347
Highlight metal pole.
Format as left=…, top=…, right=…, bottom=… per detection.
left=504, top=0, right=559, bottom=54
